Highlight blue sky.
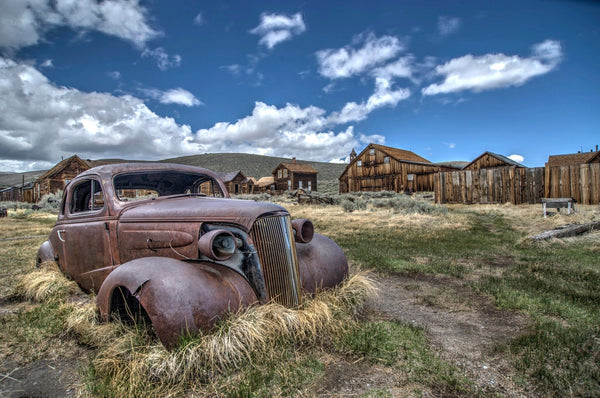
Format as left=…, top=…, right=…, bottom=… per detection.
left=0, top=0, right=598, bottom=172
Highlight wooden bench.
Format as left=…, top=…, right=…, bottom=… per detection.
left=541, top=197, right=576, bottom=218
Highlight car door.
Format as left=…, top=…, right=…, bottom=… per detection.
left=57, top=177, right=113, bottom=293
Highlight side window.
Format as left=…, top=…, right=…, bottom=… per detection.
left=357, top=160, right=362, bottom=167
left=277, top=170, right=282, bottom=178
left=283, top=169, right=288, bottom=178
left=70, top=179, right=104, bottom=213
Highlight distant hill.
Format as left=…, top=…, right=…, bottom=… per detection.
left=161, top=153, right=346, bottom=181
left=0, top=153, right=347, bottom=189
left=0, top=171, right=46, bottom=189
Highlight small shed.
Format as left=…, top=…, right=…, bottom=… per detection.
left=32, top=155, right=90, bottom=202
left=272, top=159, right=318, bottom=192
left=256, top=176, right=275, bottom=193
left=217, top=170, right=255, bottom=195
left=462, top=152, right=525, bottom=171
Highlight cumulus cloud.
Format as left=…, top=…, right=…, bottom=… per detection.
left=0, top=57, right=200, bottom=171
left=316, top=33, right=404, bottom=79
left=193, top=13, right=204, bottom=26
left=422, top=40, right=563, bottom=95
left=141, top=47, right=182, bottom=70
left=142, top=87, right=203, bottom=106
left=250, top=12, right=305, bottom=49
left=0, top=0, right=160, bottom=51
left=0, top=58, right=376, bottom=171
left=508, top=154, right=524, bottom=164
left=438, top=16, right=461, bottom=36
left=328, top=78, right=410, bottom=124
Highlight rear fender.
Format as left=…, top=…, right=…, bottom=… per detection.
left=97, top=257, right=258, bottom=349
left=296, top=233, right=348, bottom=294
left=36, top=240, right=56, bottom=266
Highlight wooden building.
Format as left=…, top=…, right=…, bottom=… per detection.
left=217, top=170, right=255, bottom=195
left=272, top=159, right=318, bottom=192
left=32, top=155, right=90, bottom=202
left=546, top=149, right=600, bottom=167
left=0, top=182, right=33, bottom=202
left=463, top=152, right=525, bottom=171
left=256, top=176, right=275, bottom=193
left=339, top=143, right=457, bottom=194
left=544, top=149, right=600, bottom=205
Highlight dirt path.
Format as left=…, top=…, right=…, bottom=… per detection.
left=319, top=273, right=537, bottom=397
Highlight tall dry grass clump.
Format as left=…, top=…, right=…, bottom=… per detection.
left=14, top=261, right=79, bottom=302
left=86, top=271, right=377, bottom=395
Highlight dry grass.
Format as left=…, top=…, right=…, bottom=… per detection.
left=14, top=261, right=79, bottom=302
left=78, top=272, right=377, bottom=396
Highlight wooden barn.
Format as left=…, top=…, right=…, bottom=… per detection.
left=217, top=170, right=255, bottom=195
left=463, top=152, right=525, bottom=171
left=32, top=155, right=90, bottom=202
left=272, top=159, right=318, bottom=192
left=339, top=143, right=457, bottom=194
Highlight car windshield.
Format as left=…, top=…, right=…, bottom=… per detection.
left=113, top=171, right=225, bottom=201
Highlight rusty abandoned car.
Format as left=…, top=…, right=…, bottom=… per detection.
left=37, top=163, right=348, bottom=348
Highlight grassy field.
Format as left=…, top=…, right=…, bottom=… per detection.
left=0, top=198, right=599, bottom=397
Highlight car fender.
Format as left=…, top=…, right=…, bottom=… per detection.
left=296, top=233, right=348, bottom=294
left=96, top=257, right=258, bottom=349
left=36, top=240, right=56, bottom=265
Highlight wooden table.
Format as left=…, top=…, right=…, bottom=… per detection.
left=541, top=197, right=576, bottom=218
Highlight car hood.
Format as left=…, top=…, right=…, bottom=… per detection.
left=118, top=196, right=288, bottom=230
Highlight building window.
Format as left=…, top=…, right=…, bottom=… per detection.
left=384, top=156, right=390, bottom=164
left=287, top=180, right=291, bottom=190
left=298, top=181, right=303, bottom=189
left=308, top=181, right=312, bottom=191
left=357, top=160, right=362, bottom=167
left=283, top=169, right=288, bottom=178
left=277, top=170, right=282, bottom=178
left=369, top=148, right=375, bottom=155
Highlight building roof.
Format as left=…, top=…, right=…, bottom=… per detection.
left=37, top=155, right=90, bottom=180
left=217, top=170, right=246, bottom=182
left=275, top=162, right=318, bottom=174
left=369, top=143, right=431, bottom=163
left=546, top=151, right=600, bottom=167
left=463, top=151, right=525, bottom=170
left=256, top=176, right=275, bottom=187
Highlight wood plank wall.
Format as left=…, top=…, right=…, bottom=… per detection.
left=434, top=167, right=545, bottom=205
left=544, top=163, right=600, bottom=205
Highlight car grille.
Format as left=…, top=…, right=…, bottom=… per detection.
left=250, top=214, right=301, bottom=307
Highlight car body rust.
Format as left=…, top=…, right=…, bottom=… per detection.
left=37, top=162, right=348, bottom=348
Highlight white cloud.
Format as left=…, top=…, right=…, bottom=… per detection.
left=193, top=13, right=204, bottom=26
left=371, top=56, right=415, bottom=81
left=316, top=33, right=404, bottom=79
left=108, top=71, right=121, bottom=80
left=141, top=47, right=182, bottom=70
left=422, top=40, right=563, bottom=95
left=250, top=13, right=305, bottom=49
left=40, top=59, right=54, bottom=68
left=0, top=57, right=200, bottom=171
left=438, top=16, right=461, bottom=36
left=444, top=142, right=456, bottom=149
left=508, top=154, right=524, bottom=163
left=328, top=78, right=410, bottom=124
left=0, top=0, right=160, bottom=51
left=142, top=88, right=203, bottom=107
left=0, top=58, right=381, bottom=171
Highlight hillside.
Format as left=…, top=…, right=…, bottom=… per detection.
left=161, top=153, right=346, bottom=181
left=0, top=153, right=347, bottom=189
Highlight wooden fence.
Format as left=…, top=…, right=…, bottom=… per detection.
left=545, top=163, right=600, bottom=205
left=434, top=167, right=545, bottom=205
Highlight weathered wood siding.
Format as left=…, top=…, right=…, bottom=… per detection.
left=544, top=163, right=600, bottom=205
left=434, top=167, right=545, bottom=204
left=463, top=153, right=515, bottom=170
left=341, top=149, right=446, bottom=193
